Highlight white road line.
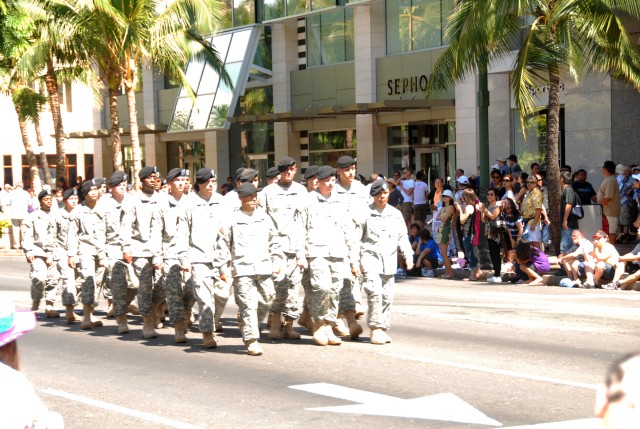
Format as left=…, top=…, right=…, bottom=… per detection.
left=0, top=274, right=27, bottom=279
left=378, top=353, right=597, bottom=390
left=40, top=388, right=206, bottom=429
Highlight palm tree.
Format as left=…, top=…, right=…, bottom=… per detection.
left=12, top=85, right=47, bottom=192
left=77, top=0, right=231, bottom=187
left=428, top=0, right=640, bottom=254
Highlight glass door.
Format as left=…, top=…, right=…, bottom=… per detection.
left=415, top=147, right=445, bottom=185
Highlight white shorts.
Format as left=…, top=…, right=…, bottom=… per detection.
left=525, top=223, right=542, bottom=242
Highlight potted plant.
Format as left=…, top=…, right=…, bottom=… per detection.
left=0, top=216, right=11, bottom=249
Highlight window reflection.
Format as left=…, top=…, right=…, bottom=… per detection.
left=386, top=0, right=452, bottom=54
left=307, top=9, right=354, bottom=67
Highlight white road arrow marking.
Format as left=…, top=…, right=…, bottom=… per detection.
left=289, top=382, right=502, bottom=426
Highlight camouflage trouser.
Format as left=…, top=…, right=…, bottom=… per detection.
left=338, top=273, right=362, bottom=313
left=56, top=258, right=77, bottom=306
left=214, top=274, right=232, bottom=327
left=363, top=273, right=395, bottom=330
left=76, top=255, right=108, bottom=307
left=152, top=267, right=165, bottom=305
left=132, top=257, right=156, bottom=316
left=270, top=253, right=302, bottom=319
left=234, top=275, right=274, bottom=343
left=191, top=262, right=221, bottom=333
left=162, top=260, right=195, bottom=322
left=308, top=257, right=346, bottom=322
left=30, top=257, right=59, bottom=303
left=110, top=261, right=137, bottom=317
left=301, top=268, right=311, bottom=314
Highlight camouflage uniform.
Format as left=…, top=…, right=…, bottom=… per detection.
left=159, top=193, right=194, bottom=322
left=303, top=190, right=357, bottom=323
left=335, top=179, right=370, bottom=313
left=22, top=208, right=58, bottom=303
left=68, top=202, right=107, bottom=307
left=53, top=208, right=77, bottom=306
left=261, top=181, right=307, bottom=319
left=219, top=208, right=282, bottom=343
left=95, top=194, right=135, bottom=317
left=186, top=192, right=228, bottom=334
left=357, top=202, right=413, bottom=330
left=127, top=191, right=163, bottom=317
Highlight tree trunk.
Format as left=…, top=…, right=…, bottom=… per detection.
left=15, top=106, right=42, bottom=193
left=546, top=71, right=562, bottom=256
left=124, top=81, right=142, bottom=189
left=45, top=58, right=66, bottom=184
left=34, top=120, right=54, bottom=187
left=108, top=87, right=124, bottom=172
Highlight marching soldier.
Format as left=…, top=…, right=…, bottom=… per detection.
left=53, top=188, right=81, bottom=323
left=126, top=166, right=163, bottom=339
left=95, top=171, right=135, bottom=335
left=68, top=179, right=105, bottom=330
left=219, top=183, right=283, bottom=356
left=303, top=166, right=359, bottom=346
left=22, top=189, right=58, bottom=317
left=356, top=179, right=414, bottom=344
left=262, top=157, right=308, bottom=340
left=158, top=168, right=195, bottom=343
left=184, top=167, right=229, bottom=348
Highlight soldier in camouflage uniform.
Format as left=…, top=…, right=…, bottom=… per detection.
left=219, top=183, right=283, bottom=356
left=262, top=157, right=308, bottom=340
left=184, top=168, right=229, bottom=348
left=356, top=179, right=414, bottom=345
left=95, top=171, right=135, bottom=334
left=22, top=190, right=59, bottom=318
left=334, top=155, right=370, bottom=337
left=303, top=166, right=359, bottom=345
left=68, top=179, right=105, bottom=330
left=158, top=168, right=194, bottom=343
left=53, top=188, right=81, bottom=323
left=126, top=166, right=163, bottom=339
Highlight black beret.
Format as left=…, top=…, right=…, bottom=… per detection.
left=195, top=167, right=216, bottom=184
left=38, top=189, right=52, bottom=200
left=239, top=168, right=258, bottom=182
left=277, top=157, right=296, bottom=172
left=369, top=179, right=389, bottom=196
left=304, top=165, right=320, bottom=180
left=236, top=182, right=259, bottom=197
left=234, top=167, right=246, bottom=181
left=266, top=166, right=280, bottom=179
left=108, top=171, right=128, bottom=187
left=316, top=165, right=336, bottom=180
left=62, top=188, right=78, bottom=200
left=80, top=179, right=97, bottom=197
left=337, top=155, right=356, bottom=169
left=166, top=168, right=189, bottom=182
left=139, top=166, right=158, bottom=180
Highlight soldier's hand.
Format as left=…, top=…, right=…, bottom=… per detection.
left=181, top=262, right=191, bottom=272
left=123, top=253, right=132, bottom=264
left=45, top=258, right=53, bottom=267
left=406, top=261, right=414, bottom=271
left=153, top=262, right=163, bottom=270
left=220, top=272, right=228, bottom=282
left=68, top=257, right=76, bottom=269
left=26, top=255, right=34, bottom=263
left=351, top=264, right=361, bottom=277
left=296, top=256, right=308, bottom=269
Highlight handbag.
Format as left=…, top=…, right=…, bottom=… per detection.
left=571, top=188, right=584, bottom=219
left=489, top=214, right=508, bottom=234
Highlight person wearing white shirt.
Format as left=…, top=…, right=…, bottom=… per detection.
left=396, top=167, right=415, bottom=230
left=412, top=171, right=429, bottom=228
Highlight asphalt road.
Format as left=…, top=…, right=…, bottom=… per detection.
left=1, top=255, right=639, bottom=429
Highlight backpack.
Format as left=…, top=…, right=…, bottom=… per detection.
left=571, top=188, right=584, bottom=219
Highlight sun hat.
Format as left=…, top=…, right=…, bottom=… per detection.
left=0, top=301, right=36, bottom=348
left=442, top=189, right=454, bottom=199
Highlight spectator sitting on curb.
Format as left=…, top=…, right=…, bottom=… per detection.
left=559, top=230, right=595, bottom=288
left=513, top=241, right=549, bottom=285
left=414, top=228, right=443, bottom=278
left=587, top=230, right=620, bottom=287
left=603, top=231, right=640, bottom=290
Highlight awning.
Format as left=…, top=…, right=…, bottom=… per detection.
left=65, top=124, right=168, bottom=139
left=228, top=98, right=454, bottom=123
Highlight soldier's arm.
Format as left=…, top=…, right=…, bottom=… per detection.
left=22, top=216, right=34, bottom=260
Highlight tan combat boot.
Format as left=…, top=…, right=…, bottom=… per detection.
left=152, top=303, right=165, bottom=329
left=344, top=310, right=363, bottom=340
left=142, top=315, right=158, bottom=339
left=174, top=319, right=187, bottom=343
left=116, top=314, right=129, bottom=334
left=44, top=301, right=60, bottom=318
left=186, top=310, right=195, bottom=326
left=282, top=317, right=301, bottom=339
left=331, top=314, right=349, bottom=337
left=128, top=303, right=141, bottom=315
left=268, top=313, right=283, bottom=340
left=106, top=299, right=114, bottom=317
left=312, top=319, right=329, bottom=346
left=325, top=323, right=342, bottom=346
left=245, top=339, right=263, bottom=356
left=65, top=305, right=81, bottom=323
left=370, top=328, right=389, bottom=345
left=297, top=309, right=313, bottom=332
left=202, top=332, right=217, bottom=349
left=80, top=305, right=103, bottom=330
left=31, top=299, right=40, bottom=312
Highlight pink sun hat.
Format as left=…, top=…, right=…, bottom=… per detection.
left=0, top=301, right=36, bottom=348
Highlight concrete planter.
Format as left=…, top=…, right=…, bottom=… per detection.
left=0, top=228, right=10, bottom=249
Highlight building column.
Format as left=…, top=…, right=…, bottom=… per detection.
left=455, top=74, right=479, bottom=179
left=204, top=129, right=230, bottom=181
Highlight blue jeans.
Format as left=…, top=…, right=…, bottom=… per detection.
left=462, top=235, right=477, bottom=270
left=560, top=227, right=574, bottom=254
